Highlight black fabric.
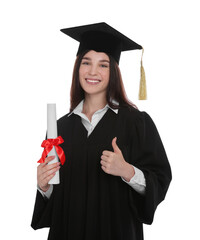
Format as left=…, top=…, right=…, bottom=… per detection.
left=60, top=22, right=142, bottom=64
left=31, top=106, right=172, bottom=240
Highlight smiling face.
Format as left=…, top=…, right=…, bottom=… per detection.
left=79, top=50, right=110, bottom=98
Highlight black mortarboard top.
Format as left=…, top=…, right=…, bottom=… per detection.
left=60, top=22, right=147, bottom=100
left=60, top=22, right=142, bottom=64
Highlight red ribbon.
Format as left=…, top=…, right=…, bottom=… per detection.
left=38, top=136, right=66, bottom=165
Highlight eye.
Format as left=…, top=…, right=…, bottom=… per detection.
left=100, top=64, right=109, bottom=68
left=81, top=61, right=90, bottom=65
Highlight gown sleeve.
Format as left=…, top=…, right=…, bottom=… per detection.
left=31, top=189, right=54, bottom=230
left=128, top=111, right=172, bottom=225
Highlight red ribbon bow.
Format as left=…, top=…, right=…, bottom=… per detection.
left=38, top=136, right=66, bottom=165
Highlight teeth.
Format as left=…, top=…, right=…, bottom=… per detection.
left=86, top=79, right=100, bottom=83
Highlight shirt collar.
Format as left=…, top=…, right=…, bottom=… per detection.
left=68, top=100, right=118, bottom=117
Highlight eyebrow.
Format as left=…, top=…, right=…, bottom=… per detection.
left=82, top=57, right=110, bottom=63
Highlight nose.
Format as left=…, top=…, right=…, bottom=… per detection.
left=88, top=64, right=98, bottom=76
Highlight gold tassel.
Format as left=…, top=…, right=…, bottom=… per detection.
left=139, top=48, right=147, bottom=100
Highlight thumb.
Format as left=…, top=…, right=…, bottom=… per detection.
left=112, top=137, right=121, bottom=154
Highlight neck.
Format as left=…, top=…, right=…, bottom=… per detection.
left=83, top=93, right=107, bottom=117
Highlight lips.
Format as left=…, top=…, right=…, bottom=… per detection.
left=85, top=78, right=101, bottom=84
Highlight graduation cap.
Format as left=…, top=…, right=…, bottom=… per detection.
left=60, top=22, right=147, bottom=100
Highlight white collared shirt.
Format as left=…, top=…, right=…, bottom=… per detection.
left=69, top=100, right=118, bottom=137
left=38, top=100, right=146, bottom=198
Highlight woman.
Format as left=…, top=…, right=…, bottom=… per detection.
left=31, top=22, right=172, bottom=240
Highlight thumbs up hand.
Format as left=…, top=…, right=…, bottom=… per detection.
left=101, top=137, right=135, bottom=181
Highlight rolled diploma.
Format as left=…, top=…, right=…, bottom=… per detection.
left=47, top=103, right=60, bottom=184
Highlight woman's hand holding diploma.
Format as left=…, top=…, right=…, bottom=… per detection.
left=37, top=156, right=61, bottom=192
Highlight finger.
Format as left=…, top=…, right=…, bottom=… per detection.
left=44, top=172, right=57, bottom=184
left=100, top=159, right=111, bottom=168
left=101, top=165, right=106, bottom=171
left=45, top=156, right=56, bottom=164
left=102, top=150, right=112, bottom=157
left=101, top=165, right=109, bottom=174
left=39, top=156, right=56, bottom=169
left=44, top=162, right=60, bottom=174
left=112, top=137, right=121, bottom=154
left=41, top=162, right=60, bottom=175
left=101, top=154, right=109, bottom=161
left=41, top=166, right=60, bottom=181
left=44, top=167, right=60, bottom=180
left=38, top=156, right=55, bottom=167
left=100, top=160, right=107, bottom=167
left=38, top=160, right=60, bottom=177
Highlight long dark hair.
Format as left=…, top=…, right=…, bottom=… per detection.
left=70, top=50, right=137, bottom=111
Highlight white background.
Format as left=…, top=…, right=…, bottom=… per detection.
left=0, top=0, right=199, bottom=239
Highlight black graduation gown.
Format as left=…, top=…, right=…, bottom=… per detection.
left=31, top=106, right=172, bottom=240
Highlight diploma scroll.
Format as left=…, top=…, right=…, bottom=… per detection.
left=47, top=103, right=60, bottom=184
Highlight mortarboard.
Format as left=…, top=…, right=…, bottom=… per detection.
left=60, top=22, right=147, bottom=100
